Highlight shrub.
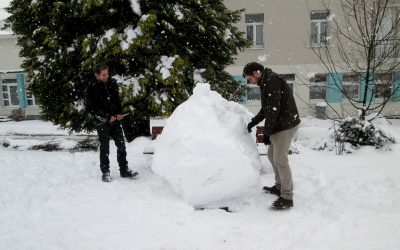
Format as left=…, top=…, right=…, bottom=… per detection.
left=71, top=137, right=99, bottom=152
left=29, top=142, right=62, bottom=151
left=335, top=117, right=395, bottom=148
left=10, top=109, right=25, bottom=121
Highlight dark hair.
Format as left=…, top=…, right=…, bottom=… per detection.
left=93, top=62, right=109, bottom=74
left=242, top=62, right=264, bottom=77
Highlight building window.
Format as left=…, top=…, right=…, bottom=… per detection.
left=375, top=73, right=392, bottom=98
left=310, top=10, right=330, bottom=46
left=245, top=14, right=264, bottom=48
left=1, top=78, right=19, bottom=107
left=247, top=85, right=261, bottom=101
left=342, top=73, right=359, bottom=99
left=26, top=90, right=37, bottom=106
left=280, top=74, right=295, bottom=91
left=309, top=74, right=327, bottom=99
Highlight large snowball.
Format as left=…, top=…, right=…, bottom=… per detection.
left=151, top=83, right=261, bottom=208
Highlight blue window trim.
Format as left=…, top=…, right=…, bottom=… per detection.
left=393, top=71, right=400, bottom=102
left=16, top=73, right=27, bottom=109
left=327, top=73, right=342, bottom=103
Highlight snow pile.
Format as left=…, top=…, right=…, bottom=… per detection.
left=296, top=117, right=335, bottom=150
left=2, top=118, right=400, bottom=249
left=151, top=83, right=261, bottom=208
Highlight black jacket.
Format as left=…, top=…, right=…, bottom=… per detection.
left=251, top=68, right=301, bottom=135
left=85, top=78, right=123, bottom=125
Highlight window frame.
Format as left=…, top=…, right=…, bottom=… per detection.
left=245, top=13, right=264, bottom=48
left=1, top=78, right=19, bottom=107
left=342, top=73, right=360, bottom=100
left=246, top=85, right=261, bottom=105
left=309, top=74, right=327, bottom=100
left=310, top=10, right=330, bottom=47
left=375, top=73, right=392, bottom=100
left=26, top=89, right=37, bottom=106
left=279, top=74, right=295, bottom=92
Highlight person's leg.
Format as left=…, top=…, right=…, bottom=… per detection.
left=109, top=122, right=128, bottom=171
left=269, top=126, right=298, bottom=200
left=267, top=143, right=280, bottom=190
left=96, top=124, right=111, bottom=174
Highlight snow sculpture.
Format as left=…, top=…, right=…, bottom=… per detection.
left=151, top=83, right=261, bottom=208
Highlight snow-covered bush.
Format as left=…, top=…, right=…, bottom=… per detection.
left=29, top=142, right=62, bottom=152
left=72, top=137, right=99, bottom=152
left=335, top=117, right=395, bottom=148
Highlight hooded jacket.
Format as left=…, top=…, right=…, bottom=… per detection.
left=85, top=78, right=123, bottom=125
left=251, top=68, right=301, bottom=135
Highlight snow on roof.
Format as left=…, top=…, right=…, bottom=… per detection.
left=0, top=29, right=15, bottom=38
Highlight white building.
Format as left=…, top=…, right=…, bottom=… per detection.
left=0, top=23, right=39, bottom=118
left=224, top=0, right=400, bottom=118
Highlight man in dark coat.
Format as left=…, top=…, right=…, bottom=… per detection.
left=243, top=62, right=300, bottom=210
left=85, top=63, right=138, bottom=182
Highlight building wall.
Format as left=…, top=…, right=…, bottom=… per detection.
left=0, top=32, right=41, bottom=117
left=224, top=0, right=400, bottom=118
left=0, top=34, right=22, bottom=69
left=225, top=0, right=323, bottom=66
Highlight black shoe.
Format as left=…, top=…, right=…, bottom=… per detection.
left=271, top=197, right=293, bottom=210
left=263, top=185, right=281, bottom=196
left=102, top=172, right=112, bottom=182
left=120, top=168, right=138, bottom=178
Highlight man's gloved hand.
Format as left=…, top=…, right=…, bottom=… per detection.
left=247, top=120, right=257, bottom=133
left=263, top=134, right=271, bottom=145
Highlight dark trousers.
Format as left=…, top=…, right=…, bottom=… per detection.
left=96, top=121, right=128, bottom=173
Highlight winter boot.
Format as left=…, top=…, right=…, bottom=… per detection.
left=271, top=197, right=293, bottom=210
left=263, top=185, right=281, bottom=196
left=102, top=172, right=112, bottom=182
left=120, top=168, right=138, bottom=178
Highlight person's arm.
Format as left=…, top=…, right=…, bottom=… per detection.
left=110, top=80, right=125, bottom=121
left=112, top=80, right=123, bottom=112
left=247, top=108, right=264, bottom=132
left=252, top=109, right=265, bottom=124
left=262, top=77, right=282, bottom=135
left=85, top=84, right=112, bottom=123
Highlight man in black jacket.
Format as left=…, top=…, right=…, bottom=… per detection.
left=243, top=62, right=300, bottom=210
left=85, top=63, right=138, bottom=182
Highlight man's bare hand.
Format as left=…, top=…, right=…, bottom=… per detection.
left=116, top=114, right=124, bottom=121
left=109, top=116, right=117, bottom=123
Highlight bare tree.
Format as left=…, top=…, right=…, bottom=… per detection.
left=308, top=0, right=400, bottom=121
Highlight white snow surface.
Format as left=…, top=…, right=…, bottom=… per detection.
left=1, top=113, right=400, bottom=249
left=151, top=83, right=261, bottom=208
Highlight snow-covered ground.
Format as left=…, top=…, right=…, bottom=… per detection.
left=1, top=99, right=400, bottom=249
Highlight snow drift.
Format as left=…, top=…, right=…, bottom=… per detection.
left=151, top=83, right=261, bottom=208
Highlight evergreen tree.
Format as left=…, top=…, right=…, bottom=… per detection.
left=6, top=0, right=248, bottom=139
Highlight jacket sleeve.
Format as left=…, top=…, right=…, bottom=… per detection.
left=111, top=80, right=123, bottom=114
left=251, top=109, right=265, bottom=124
left=262, top=77, right=282, bottom=135
left=85, top=84, right=111, bottom=123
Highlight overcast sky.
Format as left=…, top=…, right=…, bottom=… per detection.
left=0, top=0, right=11, bottom=20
